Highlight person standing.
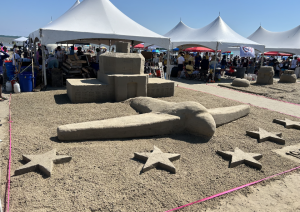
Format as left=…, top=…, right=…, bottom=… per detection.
left=177, top=53, right=185, bottom=78
left=12, top=49, right=21, bottom=66
left=0, top=47, right=9, bottom=101
left=290, top=56, right=298, bottom=70
left=195, top=53, right=202, bottom=70
left=221, top=55, right=227, bottom=76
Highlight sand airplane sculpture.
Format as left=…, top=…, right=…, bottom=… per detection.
left=57, top=97, right=250, bottom=141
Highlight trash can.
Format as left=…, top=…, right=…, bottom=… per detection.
left=236, top=67, right=246, bottom=78
left=19, top=73, right=35, bottom=92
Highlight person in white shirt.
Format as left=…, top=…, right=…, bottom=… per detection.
left=290, top=57, right=298, bottom=70
left=12, top=49, right=21, bottom=66
left=177, top=53, right=185, bottom=78
left=55, top=46, right=64, bottom=64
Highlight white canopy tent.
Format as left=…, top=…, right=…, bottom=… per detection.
left=29, top=0, right=169, bottom=48
left=166, top=16, right=265, bottom=53
left=13, top=37, right=28, bottom=42
left=248, top=26, right=300, bottom=55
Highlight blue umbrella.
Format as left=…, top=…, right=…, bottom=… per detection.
left=152, top=49, right=160, bottom=53
left=173, top=48, right=179, bottom=51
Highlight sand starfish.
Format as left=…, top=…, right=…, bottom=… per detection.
left=273, top=118, right=300, bottom=130
left=217, top=147, right=262, bottom=169
left=246, top=128, right=285, bottom=144
left=15, top=149, right=72, bottom=177
left=134, top=146, right=180, bottom=173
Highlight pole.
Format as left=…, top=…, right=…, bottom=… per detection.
left=32, top=58, right=34, bottom=89
left=213, top=42, right=219, bottom=80
left=33, top=42, right=37, bottom=65
left=131, top=40, right=134, bottom=53
left=166, top=40, right=171, bottom=80
left=41, top=45, right=47, bottom=86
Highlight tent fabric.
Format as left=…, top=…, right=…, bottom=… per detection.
left=29, top=0, right=169, bottom=48
left=14, top=37, right=28, bottom=42
left=67, top=0, right=80, bottom=12
left=166, top=16, right=265, bottom=53
left=248, top=26, right=300, bottom=55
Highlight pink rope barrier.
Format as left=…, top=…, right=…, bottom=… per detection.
left=165, top=165, right=300, bottom=212
left=6, top=94, right=12, bottom=212
left=165, top=85, right=300, bottom=211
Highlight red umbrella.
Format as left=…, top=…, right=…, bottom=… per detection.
left=264, top=51, right=292, bottom=56
left=184, top=47, right=221, bottom=52
left=134, top=44, right=144, bottom=48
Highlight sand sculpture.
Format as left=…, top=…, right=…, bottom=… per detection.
left=134, top=146, right=180, bottom=173
left=57, top=97, right=250, bottom=141
left=273, top=118, right=300, bottom=129
left=15, top=149, right=72, bottom=177
left=246, top=128, right=285, bottom=144
left=256, top=67, right=274, bottom=85
left=232, top=78, right=250, bottom=87
left=217, top=147, right=262, bottom=169
left=279, top=70, right=297, bottom=83
left=67, top=42, right=174, bottom=103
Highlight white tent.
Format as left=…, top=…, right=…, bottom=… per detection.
left=13, top=37, right=28, bottom=42
left=167, top=16, right=265, bottom=53
left=29, top=0, right=169, bottom=48
left=248, top=26, right=300, bottom=55
left=67, top=0, right=80, bottom=12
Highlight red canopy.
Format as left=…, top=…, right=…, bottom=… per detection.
left=264, top=51, right=292, bottom=56
left=134, top=44, right=144, bottom=48
left=184, top=47, right=221, bottom=52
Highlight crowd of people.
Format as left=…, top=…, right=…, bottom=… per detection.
left=170, top=51, right=300, bottom=82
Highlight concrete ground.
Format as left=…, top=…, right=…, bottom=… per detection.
left=170, top=77, right=300, bottom=118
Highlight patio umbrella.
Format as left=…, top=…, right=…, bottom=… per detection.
left=134, top=43, right=144, bottom=48
left=264, top=51, right=292, bottom=56
left=184, top=47, right=221, bottom=52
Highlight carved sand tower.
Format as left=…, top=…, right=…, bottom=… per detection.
left=67, top=42, right=174, bottom=103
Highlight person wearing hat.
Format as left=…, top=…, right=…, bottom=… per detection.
left=0, top=47, right=10, bottom=101
left=47, top=53, right=59, bottom=69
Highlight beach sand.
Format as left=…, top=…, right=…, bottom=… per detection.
left=1, top=87, right=300, bottom=211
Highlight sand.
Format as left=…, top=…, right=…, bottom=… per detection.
left=1, top=87, right=300, bottom=212
left=219, top=81, right=300, bottom=104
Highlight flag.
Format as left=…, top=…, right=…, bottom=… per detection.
left=240, top=46, right=255, bottom=57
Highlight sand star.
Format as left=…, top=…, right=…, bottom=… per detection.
left=134, top=146, right=180, bottom=173
left=15, top=149, right=72, bottom=177
left=246, top=128, right=285, bottom=144
left=217, top=147, right=262, bottom=169
left=273, top=118, right=300, bottom=130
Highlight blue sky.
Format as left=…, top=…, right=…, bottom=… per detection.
left=2, top=0, right=300, bottom=37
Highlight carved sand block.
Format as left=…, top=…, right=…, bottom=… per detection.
left=57, top=97, right=250, bottom=141
left=256, top=67, right=274, bottom=85
left=232, top=78, right=250, bottom=87
left=279, top=70, right=297, bottom=83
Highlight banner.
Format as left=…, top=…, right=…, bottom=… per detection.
left=240, top=46, right=255, bottom=57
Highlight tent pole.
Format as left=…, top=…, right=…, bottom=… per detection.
left=213, top=42, right=219, bottom=81
left=41, top=45, right=47, bottom=87
left=166, top=39, right=171, bottom=80
left=33, top=42, right=37, bottom=65
left=261, top=53, right=264, bottom=67
left=131, top=40, right=134, bottom=53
